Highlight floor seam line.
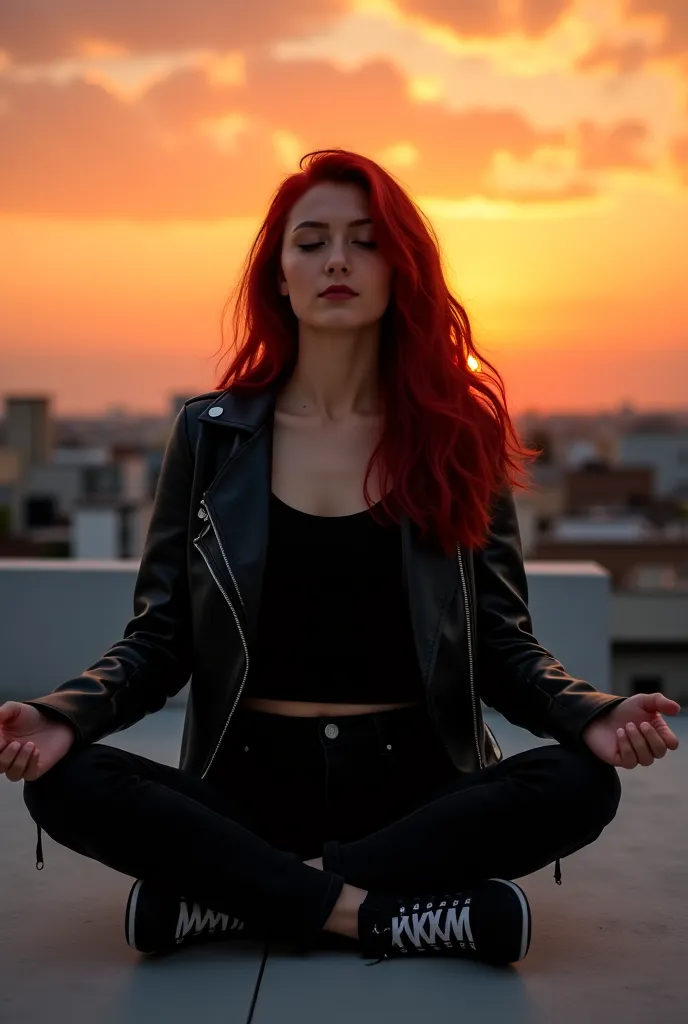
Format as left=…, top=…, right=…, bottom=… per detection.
left=245, top=939, right=271, bottom=1024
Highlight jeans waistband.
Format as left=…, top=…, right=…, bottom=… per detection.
left=227, top=701, right=437, bottom=750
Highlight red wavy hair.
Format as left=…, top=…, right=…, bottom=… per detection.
left=214, top=148, right=540, bottom=554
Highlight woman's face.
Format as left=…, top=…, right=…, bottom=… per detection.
left=279, top=181, right=393, bottom=331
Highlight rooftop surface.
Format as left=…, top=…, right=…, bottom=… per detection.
left=2, top=708, right=686, bottom=1024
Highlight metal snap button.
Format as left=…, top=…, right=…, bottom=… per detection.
left=244, top=745, right=249, bottom=752
left=386, top=743, right=392, bottom=750
left=324, top=723, right=339, bottom=739
left=208, top=406, right=224, bottom=417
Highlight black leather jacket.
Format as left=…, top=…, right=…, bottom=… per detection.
left=26, top=384, right=625, bottom=784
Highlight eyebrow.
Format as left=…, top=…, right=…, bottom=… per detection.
left=291, top=218, right=373, bottom=233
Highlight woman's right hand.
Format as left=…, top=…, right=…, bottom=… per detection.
left=0, top=701, right=76, bottom=782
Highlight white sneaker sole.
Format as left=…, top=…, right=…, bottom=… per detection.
left=489, top=878, right=531, bottom=961
left=124, top=878, right=146, bottom=952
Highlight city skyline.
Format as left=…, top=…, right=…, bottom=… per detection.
left=1, top=1, right=687, bottom=415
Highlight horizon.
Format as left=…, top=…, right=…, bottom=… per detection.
left=3, top=390, right=688, bottom=422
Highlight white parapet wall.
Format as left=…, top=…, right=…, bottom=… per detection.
left=0, top=559, right=611, bottom=712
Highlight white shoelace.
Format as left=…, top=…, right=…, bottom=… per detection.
left=391, top=898, right=475, bottom=952
left=175, top=899, right=245, bottom=942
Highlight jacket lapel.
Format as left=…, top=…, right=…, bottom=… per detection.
left=400, top=513, right=460, bottom=688
left=197, top=387, right=276, bottom=648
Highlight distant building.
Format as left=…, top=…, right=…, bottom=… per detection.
left=168, top=392, right=198, bottom=425
left=0, top=392, right=159, bottom=554
left=71, top=501, right=152, bottom=559
left=564, top=465, right=654, bottom=515
left=619, top=429, right=688, bottom=499
left=3, top=396, right=53, bottom=469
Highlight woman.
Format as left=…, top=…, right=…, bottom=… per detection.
left=2, top=149, right=680, bottom=967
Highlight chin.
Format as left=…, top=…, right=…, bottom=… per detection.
left=308, top=313, right=370, bottom=329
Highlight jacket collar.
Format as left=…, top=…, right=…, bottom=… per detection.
left=197, top=384, right=278, bottom=434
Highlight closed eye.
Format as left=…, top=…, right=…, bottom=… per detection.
left=297, top=241, right=377, bottom=250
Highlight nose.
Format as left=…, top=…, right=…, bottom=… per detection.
left=325, top=237, right=350, bottom=274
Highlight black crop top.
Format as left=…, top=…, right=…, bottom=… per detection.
left=242, top=493, right=424, bottom=703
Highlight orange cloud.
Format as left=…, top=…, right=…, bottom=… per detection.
left=396, top=0, right=574, bottom=39
left=0, top=56, right=580, bottom=218
left=626, top=0, right=688, bottom=56
left=575, top=118, right=651, bottom=170
left=0, top=0, right=348, bottom=62
left=0, top=76, right=279, bottom=218
left=483, top=144, right=595, bottom=202
left=0, top=51, right=662, bottom=220
left=574, top=0, right=688, bottom=76
left=0, top=0, right=580, bottom=68
left=233, top=56, right=567, bottom=185
left=575, top=39, right=652, bottom=76
left=672, top=133, right=688, bottom=179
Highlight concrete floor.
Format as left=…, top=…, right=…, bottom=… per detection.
left=1, top=708, right=686, bottom=1024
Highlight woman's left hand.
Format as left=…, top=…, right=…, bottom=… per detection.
left=582, top=692, right=681, bottom=769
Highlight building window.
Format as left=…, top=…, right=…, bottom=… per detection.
left=83, top=464, right=120, bottom=497
left=630, top=675, right=663, bottom=696
left=25, top=496, right=57, bottom=527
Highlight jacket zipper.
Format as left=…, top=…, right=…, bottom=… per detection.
left=193, top=500, right=250, bottom=779
left=456, top=543, right=484, bottom=769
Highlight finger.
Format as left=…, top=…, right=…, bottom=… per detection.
left=624, top=723, right=655, bottom=767
left=638, top=721, right=667, bottom=759
left=0, top=740, right=22, bottom=775
left=638, top=693, right=681, bottom=717
left=651, top=715, right=680, bottom=750
left=616, top=728, right=638, bottom=770
left=0, top=736, right=16, bottom=757
left=0, top=702, right=21, bottom=723
left=23, top=748, right=42, bottom=783
left=0, top=727, right=22, bottom=755
left=6, top=742, right=35, bottom=783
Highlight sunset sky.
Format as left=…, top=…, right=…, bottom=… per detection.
left=1, top=0, right=687, bottom=416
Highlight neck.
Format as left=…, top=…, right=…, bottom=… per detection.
left=279, top=322, right=382, bottom=421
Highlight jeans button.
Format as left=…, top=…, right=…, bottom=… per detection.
left=324, top=723, right=339, bottom=739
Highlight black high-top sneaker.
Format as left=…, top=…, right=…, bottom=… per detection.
left=125, top=878, right=249, bottom=954
left=358, top=878, right=531, bottom=966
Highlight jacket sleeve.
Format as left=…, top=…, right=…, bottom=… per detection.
left=474, top=487, right=626, bottom=746
left=22, top=406, right=195, bottom=747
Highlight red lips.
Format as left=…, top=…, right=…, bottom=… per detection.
left=320, top=285, right=357, bottom=296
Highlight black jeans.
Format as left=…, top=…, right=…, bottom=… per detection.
left=23, top=703, right=621, bottom=948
